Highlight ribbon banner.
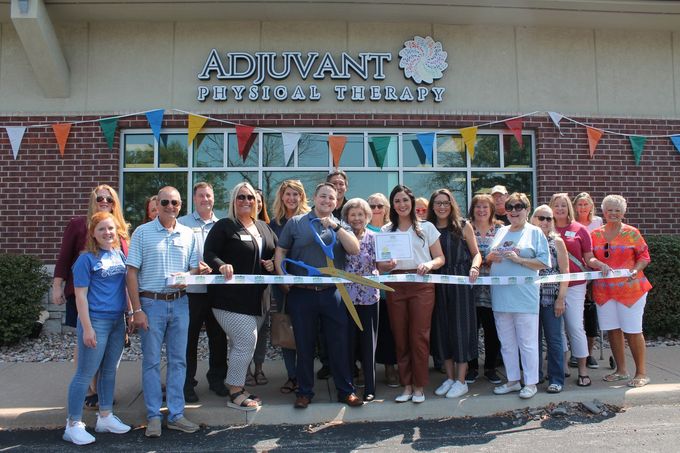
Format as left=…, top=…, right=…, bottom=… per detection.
left=168, top=269, right=631, bottom=286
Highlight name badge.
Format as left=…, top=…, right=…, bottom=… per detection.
left=240, top=234, right=252, bottom=241
left=172, top=237, right=184, bottom=246
left=565, top=231, right=577, bottom=238
left=192, top=227, right=202, bottom=233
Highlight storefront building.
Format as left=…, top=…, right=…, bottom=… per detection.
left=1, top=0, right=679, bottom=263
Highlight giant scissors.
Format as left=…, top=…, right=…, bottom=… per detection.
left=282, top=218, right=393, bottom=331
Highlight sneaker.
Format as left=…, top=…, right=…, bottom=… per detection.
left=145, top=417, right=162, bottom=438
left=385, top=366, right=400, bottom=388
left=494, top=382, right=522, bottom=395
left=95, top=414, right=130, bottom=434
left=167, top=416, right=200, bottom=433
left=184, top=387, right=199, bottom=403
left=586, top=356, right=599, bottom=369
left=465, top=369, right=479, bottom=384
left=63, top=420, right=95, bottom=445
left=412, top=392, right=425, bottom=403
left=519, top=384, right=537, bottom=399
left=568, top=356, right=578, bottom=368
left=484, top=370, right=503, bottom=385
left=435, top=378, right=455, bottom=396
left=445, top=381, right=469, bottom=399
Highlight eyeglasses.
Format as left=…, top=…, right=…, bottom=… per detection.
left=96, top=196, right=114, bottom=203
left=415, top=208, right=428, bottom=214
left=434, top=201, right=451, bottom=207
left=535, top=216, right=553, bottom=222
left=160, top=199, right=180, bottom=207
left=604, top=242, right=610, bottom=259
left=505, top=203, right=526, bottom=212
left=369, top=204, right=384, bottom=210
left=236, top=194, right=256, bottom=201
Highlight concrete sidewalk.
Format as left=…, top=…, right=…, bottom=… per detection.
left=2, top=346, right=679, bottom=430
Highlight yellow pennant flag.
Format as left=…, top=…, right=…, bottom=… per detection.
left=460, top=126, right=478, bottom=160
left=187, top=114, right=208, bottom=148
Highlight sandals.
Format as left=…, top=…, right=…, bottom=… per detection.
left=84, top=393, right=99, bottom=410
left=577, top=375, right=592, bottom=387
left=603, top=373, right=631, bottom=382
left=245, top=370, right=257, bottom=386
left=280, top=378, right=298, bottom=394
left=628, top=376, right=651, bottom=388
left=227, top=389, right=259, bottom=412
left=546, top=383, right=562, bottom=393
left=254, top=370, right=268, bottom=385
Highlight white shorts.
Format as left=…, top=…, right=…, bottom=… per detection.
left=596, top=293, right=647, bottom=334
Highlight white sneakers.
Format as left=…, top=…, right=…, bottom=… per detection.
left=493, top=382, right=522, bottom=395
left=64, top=414, right=130, bottom=446
left=445, top=381, right=469, bottom=399
left=519, top=384, right=537, bottom=399
left=434, top=379, right=455, bottom=396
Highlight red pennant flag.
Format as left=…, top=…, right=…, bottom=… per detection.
left=329, top=135, right=348, bottom=167
left=235, top=125, right=256, bottom=161
left=505, top=118, right=523, bottom=147
left=586, top=126, right=604, bottom=158
left=52, top=123, right=73, bottom=157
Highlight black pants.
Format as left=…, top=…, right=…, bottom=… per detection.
left=348, top=304, right=379, bottom=395
left=184, top=293, right=228, bottom=389
left=468, top=306, right=501, bottom=371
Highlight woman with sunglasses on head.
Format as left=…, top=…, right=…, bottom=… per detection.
left=415, top=197, right=429, bottom=221
left=591, top=195, right=651, bottom=388
left=428, top=189, right=482, bottom=400
left=378, top=185, right=445, bottom=404
left=549, top=193, right=609, bottom=387
left=530, top=205, right=569, bottom=394
left=269, top=180, right=311, bottom=395
left=486, top=193, right=550, bottom=399
left=203, top=182, right=278, bottom=411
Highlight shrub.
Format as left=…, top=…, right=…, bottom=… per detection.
left=0, top=254, right=51, bottom=345
left=643, top=235, right=680, bottom=337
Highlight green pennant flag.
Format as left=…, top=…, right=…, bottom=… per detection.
left=98, top=117, right=119, bottom=150
left=370, top=136, right=392, bottom=168
left=629, top=135, right=647, bottom=165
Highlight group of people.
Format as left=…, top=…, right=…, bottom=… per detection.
left=53, top=173, right=653, bottom=445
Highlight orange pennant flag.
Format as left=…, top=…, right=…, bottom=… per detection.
left=187, top=114, right=208, bottom=148
left=460, top=126, right=478, bottom=161
left=329, top=135, right=348, bottom=167
left=505, top=118, right=523, bottom=147
left=586, top=126, right=604, bottom=158
left=52, top=123, right=72, bottom=157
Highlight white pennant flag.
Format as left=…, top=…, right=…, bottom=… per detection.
left=548, top=111, right=564, bottom=136
left=281, top=132, right=301, bottom=166
left=6, top=126, right=27, bottom=160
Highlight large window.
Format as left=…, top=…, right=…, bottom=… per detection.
left=121, top=129, right=535, bottom=228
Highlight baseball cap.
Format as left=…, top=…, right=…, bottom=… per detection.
left=490, top=185, right=508, bottom=195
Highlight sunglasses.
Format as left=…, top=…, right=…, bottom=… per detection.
left=96, top=196, right=114, bottom=203
left=604, top=242, right=610, bottom=259
left=369, top=204, right=385, bottom=210
left=415, top=208, right=428, bottom=213
left=505, top=203, right=526, bottom=212
left=160, top=199, right=180, bottom=207
left=236, top=194, right=256, bottom=201
left=535, top=216, right=553, bottom=222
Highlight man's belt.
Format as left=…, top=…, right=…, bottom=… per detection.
left=293, top=284, right=335, bottom=292
left=139, top=290, right=187, bottom=301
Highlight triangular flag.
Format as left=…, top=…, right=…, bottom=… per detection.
left=460, top=126, right=478, bottom=160
left=236, top=125, right=256, bottom=161
left=370, top=136, right=392, bottom=168
left=5, top=126, right=26, bottom=160
left=281, top=132, right=301, bottom=166
left=628, top=135, right=647, bottom=166
left=328, top=135, right=347, bottom=167
left=586, top=126, right=604, bottom=158
left=52, top=123, right=72, bottom=157
left=188, top=114, right=208, bottom=148
left=505, top=118, right=523, bottom=147
left=145, top=109, right=164, bottom=142
left=416, top=133, right=435, bottom=164
left=548, top=111, right=564, bottom=136
left=98, top=117, right=118, bottom=150
left=670, top=135, right=680, bottom=154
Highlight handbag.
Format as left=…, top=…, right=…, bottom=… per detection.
left=271, top=295, right=296, bottom=350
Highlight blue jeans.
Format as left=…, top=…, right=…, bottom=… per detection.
left=67, top=315, right=125, bottom=421
left=282, top=348, right=297, bottom=379
left=140, top=296, right=189, bottom=422
left=539, top=304, right=565, bottom=387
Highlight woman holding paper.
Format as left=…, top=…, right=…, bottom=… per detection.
left=378, top=185, right=444, bottom=404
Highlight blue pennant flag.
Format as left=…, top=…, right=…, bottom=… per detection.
left=145, top=109, right=165, bottom=142
left=416, top=133, right=435, bottom=165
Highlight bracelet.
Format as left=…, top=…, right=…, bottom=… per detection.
left=133, top=308, right=143, bottom=314
left=126, top=311, right=134, bottom=317
left=471, top=266, right=480, bottom=271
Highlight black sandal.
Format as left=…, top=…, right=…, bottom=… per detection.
left=227, top=389, right=259, bottom=412
left=577, top=375, right=592, bottom=387
left=280, top=378, right=298, bottom=394
left=84, top=393, right=99, bottom=410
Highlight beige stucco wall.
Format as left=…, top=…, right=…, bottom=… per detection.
left=0, top=20, right=678, bottom=117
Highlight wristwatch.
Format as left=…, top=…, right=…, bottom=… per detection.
left=332, top=223, right=341, bottom=232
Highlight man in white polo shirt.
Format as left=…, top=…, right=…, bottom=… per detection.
left=127, top=186, right=204, bottom=438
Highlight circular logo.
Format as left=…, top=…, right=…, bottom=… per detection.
left=399, top=36, right=448, bottom=84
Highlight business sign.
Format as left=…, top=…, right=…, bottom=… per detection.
left=196, top=36, right=447, bottom=103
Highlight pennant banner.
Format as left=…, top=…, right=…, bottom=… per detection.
left=370, top=136, right=392, bottom=168
left=145, top=109, right=164, bottom=142
left=548, top=111, right=564, bottom=135
left=629, top=135, right=647, bottom=165
left=281, top=132, right=301, bottom=166
left=460, top=126, right=478, bottom=160
left=98, top=117, right=118, bottom=150
left=504, top=118, right=523, bottom=147
left=586, top=126, right=603, bottom=158
left=329, top=135, right=347, bottom=167
left=5, top=126, right=27, bottom=160
left=52, top=123, right=72, bottom=157
left=416, top=133, right=435, bottom=165
left=671, top=135, right=680, bottom=154
left=236, top=125, right=256, bottom=161
left=187, top=114, right=208, bottom=148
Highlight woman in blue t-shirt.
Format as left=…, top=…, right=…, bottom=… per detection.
left=63, top=212, right=131, bottom=445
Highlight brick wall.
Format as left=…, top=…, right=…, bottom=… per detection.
left=2, top=113, right=679, bottom=267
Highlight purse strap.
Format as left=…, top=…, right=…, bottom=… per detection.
left=568, top=253, right=587, bottom=272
